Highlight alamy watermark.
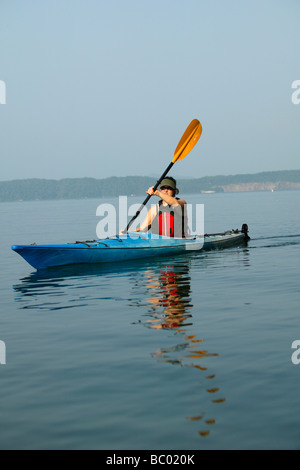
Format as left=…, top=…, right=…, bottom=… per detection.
left=0, top=340, right=6, bottom=365
left=0, top=80, right=6, bottom=104
left=291, top=80, right=300, bottom=105
left=291, top=340, right=300, bottom=365
left=96, top=196, right=204, bottom=239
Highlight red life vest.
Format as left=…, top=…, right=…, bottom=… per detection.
left=151, top=199, right=188, bottom=238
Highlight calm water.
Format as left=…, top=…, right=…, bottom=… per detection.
left=0, top=191, right=300, bottom=450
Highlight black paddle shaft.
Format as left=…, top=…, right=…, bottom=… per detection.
left=124, top=161, right=174, bottom=233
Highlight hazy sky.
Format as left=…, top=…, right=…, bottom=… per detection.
left=1, top=0, right=299, bottom=181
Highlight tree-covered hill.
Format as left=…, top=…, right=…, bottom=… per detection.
left=1, top=170, right=300, bottom=202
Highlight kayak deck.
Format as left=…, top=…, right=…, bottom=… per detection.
left=12, top=225, right=249, bottom=270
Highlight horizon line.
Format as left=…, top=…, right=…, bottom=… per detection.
left=1, top=168, right=300, bottom=183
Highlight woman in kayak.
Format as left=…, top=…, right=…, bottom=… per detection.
left=120, top=177, right=189, bottom=238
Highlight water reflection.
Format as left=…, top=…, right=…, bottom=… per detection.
left=130, top=260, right=226, bottom=437
left=142, top=265, right=193, bottom=330
left=13, top=257, right=226, bottom=439
left=12, top=261, right=149, bottom=310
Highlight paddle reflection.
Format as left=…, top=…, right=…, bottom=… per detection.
left=136, top=262, right=226, bottom=437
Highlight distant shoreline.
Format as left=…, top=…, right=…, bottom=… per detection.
left=1, top=170, right=300, bottom=202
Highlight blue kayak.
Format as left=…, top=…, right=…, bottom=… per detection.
left=11, top=225, right=249, bottom=270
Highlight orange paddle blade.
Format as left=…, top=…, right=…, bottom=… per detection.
left=172, top=119, right=202, bottom=163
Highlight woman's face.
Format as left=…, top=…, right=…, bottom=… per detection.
left=160, top=185, right=175, bottom=197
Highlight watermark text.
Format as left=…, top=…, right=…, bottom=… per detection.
left=291, top=340, right=300, bottom=365
left=291, top=80, right=300, bottom=105
left=0, top=340, right=6, bottom=365
left=96, top=197, right=204, bottom=239
left=0, top=80, right=6, bottom=104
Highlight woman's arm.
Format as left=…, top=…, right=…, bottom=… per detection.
left=119, top=204, right=158, bottom=234
left=146, top=186, right=186, bottom=207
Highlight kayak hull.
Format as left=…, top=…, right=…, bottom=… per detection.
left=11, top=228, right=249, bottom=270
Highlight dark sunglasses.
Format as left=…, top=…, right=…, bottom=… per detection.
left=160, top=186, right=173, bottom=190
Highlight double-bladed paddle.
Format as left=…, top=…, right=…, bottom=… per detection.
left=124, top=118, right=202, bottom=233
